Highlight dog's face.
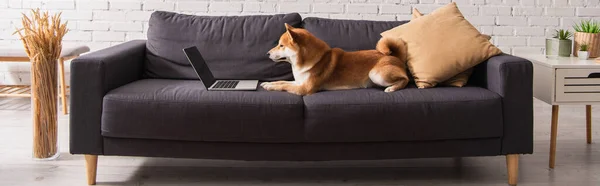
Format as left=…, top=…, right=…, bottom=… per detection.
left=267, top=23, right=300, bottom=63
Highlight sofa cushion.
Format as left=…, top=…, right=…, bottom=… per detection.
left=302, top=17, right=408, bottom=51
left=101, top=79, right=305, bottom=143
left=303, top=86, right=503, bottom=142
left=145, top=11, right=302, bottom=81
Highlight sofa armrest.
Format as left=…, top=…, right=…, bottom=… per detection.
left=70, top=40, right=146, bottom=155
left=484, top=54, right=534, bottom=154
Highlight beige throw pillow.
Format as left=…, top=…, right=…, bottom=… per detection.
left=411, top=8, right=423, bottom=19
left=411, top=7, right=481, bottom=87
left=411, top=8, right=492, bottom=41
left=382, top=3, right=502, bottom=88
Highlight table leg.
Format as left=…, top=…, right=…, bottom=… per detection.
left=549, top=105, right=559, bottom=169
left=58, top=58, right=68, bottom=115
left=587, top=105, right=592, bottom=144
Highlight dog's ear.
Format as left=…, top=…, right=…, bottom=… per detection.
left=284, top=23, right=294, bottom=30
left=284, top=23, right=297, bottom=42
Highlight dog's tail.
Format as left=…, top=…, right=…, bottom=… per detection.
left=376, top=37, right=407, bottom=61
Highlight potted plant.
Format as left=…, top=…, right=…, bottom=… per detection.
left=549, top=29, right=573, bottom=57
left=578, top=44, right=589, bottom=60
left=573, top=19, right=600, bottom=58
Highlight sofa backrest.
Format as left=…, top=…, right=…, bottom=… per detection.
left=145, top=11, right=302, bottom=81
left=302, top=18, right=408, bottom=51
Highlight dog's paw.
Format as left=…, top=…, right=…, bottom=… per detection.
left=261, top=82, right=278, bottom=91
left=261, top=82, right=271, bottom=89
left=384, top=86, right=397, bottom=93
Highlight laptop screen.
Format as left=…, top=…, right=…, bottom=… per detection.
left=183, top=46, right=216, bottom=88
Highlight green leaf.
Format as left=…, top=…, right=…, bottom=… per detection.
left=580, top=44, right=588, bottom=51
left=573, top=19, right=600, bottom=33
left=553, top=29, right=572, bottom=40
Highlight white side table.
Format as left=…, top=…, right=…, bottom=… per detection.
left=519, top=55, right=600, bottom=169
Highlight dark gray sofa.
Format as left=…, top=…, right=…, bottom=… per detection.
left=70, top=11, right=533, bottom=186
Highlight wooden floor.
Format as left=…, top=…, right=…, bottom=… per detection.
left=1, top=98, right=599, bottom=186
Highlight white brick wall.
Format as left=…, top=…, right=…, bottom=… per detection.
left=110, top=1, right=142, bottom=10
left=77, top=1, right=109, bottom=10
left=1, top=0, right=600, bottom=84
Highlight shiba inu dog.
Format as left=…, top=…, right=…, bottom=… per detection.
left=263, top=23, right=409, bottom=96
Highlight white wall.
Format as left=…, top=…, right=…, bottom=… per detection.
left=0, top=0, right=599, bottom=84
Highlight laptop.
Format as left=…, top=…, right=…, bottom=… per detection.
left=183, top=46, right=258, bottom=91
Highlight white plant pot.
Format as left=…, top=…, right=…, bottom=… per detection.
left=578, top=51, right=589, bottom=60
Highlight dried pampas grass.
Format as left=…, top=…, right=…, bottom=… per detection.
left=14, top=9, right=68, bottom=159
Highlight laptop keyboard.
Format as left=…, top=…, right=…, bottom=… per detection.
left=213, top=80, right=239, bottom=89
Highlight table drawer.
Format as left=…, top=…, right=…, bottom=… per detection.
left=556, top=68, right=600, bottom=102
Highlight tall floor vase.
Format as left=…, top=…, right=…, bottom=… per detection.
left=15, top=9, right=68, bottom=160
left=31, top=56, right=59, bottom=160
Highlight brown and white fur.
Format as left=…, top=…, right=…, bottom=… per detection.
left=262, top=23, right=409, bottom=96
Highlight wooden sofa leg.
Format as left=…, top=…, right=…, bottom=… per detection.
left=506, top=154, right=519, bottom=186
left=85, top=155, right=98, bottom=185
